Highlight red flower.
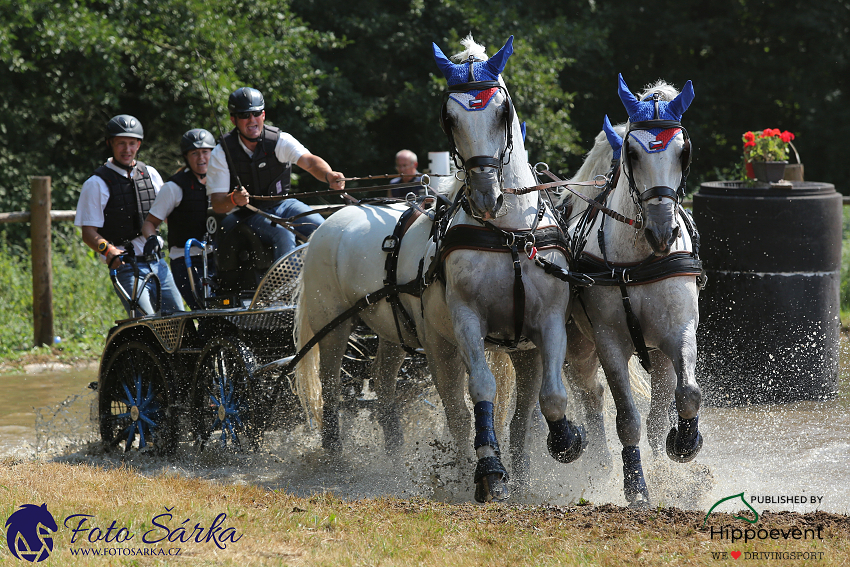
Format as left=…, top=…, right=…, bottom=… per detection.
left=744, top=140, right=756, bottom=148
left=743, top=131, right=755, bottom=143
left=780, top=130, right=795, bottom=143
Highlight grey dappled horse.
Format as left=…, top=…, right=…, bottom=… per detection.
left=294, top=36, right=585, bottom=503
left=563, top=75, right=704, bottom=506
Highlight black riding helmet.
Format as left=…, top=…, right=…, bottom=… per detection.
left=106, top=114, right=144, bottom=139
left=180, top=128, right=216, bottom=155
left=227, top=87, right=264, bottom=114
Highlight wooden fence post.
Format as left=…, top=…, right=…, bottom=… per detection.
left=31, top=176, right=54, bottom=347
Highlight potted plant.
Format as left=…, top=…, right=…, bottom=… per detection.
left=742, top=128, right=795, bottom=183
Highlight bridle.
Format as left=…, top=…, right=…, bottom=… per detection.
left=439, top=56, right=515, bottom=195
left=621, top=93, right=692, bottom=215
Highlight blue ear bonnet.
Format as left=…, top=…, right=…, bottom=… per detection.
left=617, top=73, right=694, bottom=123
left=602, top=115, right=623, bottom=160
left=438, top=59, right=501, bottom=87
left=432, top=36, right=514, bottom=99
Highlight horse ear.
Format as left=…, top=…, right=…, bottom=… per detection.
left=603, top=115, right=623, bottom=158
left=485, top=36, right=514, bottom=76
left=432, top=42, right=455, bottom=79
left=667, top=80, right=695, bottom=120
left=617, top=73, right=642, bottom=120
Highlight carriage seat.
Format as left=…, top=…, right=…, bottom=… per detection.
left=209, top=210, right=274, bottom=298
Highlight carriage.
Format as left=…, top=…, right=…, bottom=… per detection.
left=94, top=208, right=402, bottom=455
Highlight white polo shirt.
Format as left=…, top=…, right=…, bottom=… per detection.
left=206, top=130, right=309, bottom=196
left=75, top=159, right=164, bottom=260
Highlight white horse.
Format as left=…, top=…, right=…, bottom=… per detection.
left=563, top=75, right=704, bottom=506
left=294, top=35, right=586, bottom=503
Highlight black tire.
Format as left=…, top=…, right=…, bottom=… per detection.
left=99, top=340, right=176, bottom=454
left=191, top=336, right=260, bottom=451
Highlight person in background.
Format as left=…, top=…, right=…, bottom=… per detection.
left=75, top=114, right=183, bottom=317
left=142, top=128, right=216, bottom=310
left=387, top=149, right=423, bottom=198
left=206, top=87, right=344, bottom=261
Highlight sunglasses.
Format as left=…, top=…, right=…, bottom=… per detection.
left=234, top=111, right=263, bottom=119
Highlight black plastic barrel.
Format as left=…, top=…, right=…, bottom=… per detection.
left=693, top=181, right=841, bottom=405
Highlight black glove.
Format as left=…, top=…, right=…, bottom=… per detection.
left=143, top=234, right=163, bottom=259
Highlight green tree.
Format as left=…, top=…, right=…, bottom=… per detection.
left=0, top=0, right=336, bottom=228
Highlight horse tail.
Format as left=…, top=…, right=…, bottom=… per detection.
left=293, top=273, right=324, bottom=429
left=627, top=355, right=651, bottom=400
left=487, top=351, right=515, bottom=438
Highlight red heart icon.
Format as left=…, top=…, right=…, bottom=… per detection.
left=731, top=551, right=742, bottom=559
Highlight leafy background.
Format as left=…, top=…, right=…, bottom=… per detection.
left=1, top=0, right=849, bottom=355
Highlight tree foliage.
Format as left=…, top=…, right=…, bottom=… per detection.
left=1, top=0, right=848, bottom=248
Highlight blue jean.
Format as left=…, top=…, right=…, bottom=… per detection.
left=222, top=199, right=323, bottom=261
left=171, top=255, right=217, bottom=310
left=112, top=257, right=185, bottom=317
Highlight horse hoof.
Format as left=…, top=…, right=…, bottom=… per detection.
left=473, top=455, right=509, bottom=503
left=547, top=420, right=587, bottom=464
left=627, top=492, right=651, bottom=509
left=475, top=473, right=510, bottom=503
left=666, top=427, right=703, bottom=463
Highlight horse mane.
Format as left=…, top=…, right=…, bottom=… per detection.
left=452, top=34, right=489, bottom=62
left=638, top=79, right=680, bottom=103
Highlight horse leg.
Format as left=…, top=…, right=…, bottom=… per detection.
left=565, top=323, right=610, bottom=471
left=538, top=327, right=586, bottom=466
left=647, top=350, right=676, bottom=456
left=423, top=329, right=471, bottom=460
left=506, top=349, right=542, bottom=491
left=372, top=338, right=407, bottom=454
left=662, top=321, right=703, bottom=463
left=596, top=337, right=650, bottom=506
left=318, top=320, right=354, bottom=454
left=450, top=310, right=509, bottom=503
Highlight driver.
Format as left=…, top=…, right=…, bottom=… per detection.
left=206, top=87, right=345, bottom=261
left=75, top=114, right=184, bottom=317
left=142, top=128, right=217, bottom=310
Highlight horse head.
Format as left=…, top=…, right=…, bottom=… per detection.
left=433, top=36, right=516, bottom=221
left=615, top=74, right=694, bottom=256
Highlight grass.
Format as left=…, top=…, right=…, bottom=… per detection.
left=0, top=461, right=847, bottom=566
left=0, top=227, right=124, bottom=371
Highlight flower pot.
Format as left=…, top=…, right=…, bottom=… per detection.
left=751, top=160, right=787, bottom=183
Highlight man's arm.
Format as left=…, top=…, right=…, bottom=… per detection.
left=207, top=144, right=250, bottom=213
left=210, top=189, right=249, bottom=213
left=81, top=225, right=123, bottom=268
left=296, top=153, right=345, bottom=190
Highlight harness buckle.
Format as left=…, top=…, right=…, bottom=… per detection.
left=505, top=232, right=516, bottom=247
left=382, top=235, right=399, bottom=251
left=524, top=233, right=536, bottom=258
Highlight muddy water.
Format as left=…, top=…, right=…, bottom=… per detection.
left=2, top=343, right=849, bottom=513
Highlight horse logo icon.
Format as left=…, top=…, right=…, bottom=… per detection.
left=5, top=504, right=58, bottom=562
left=704, top=492, right=759, bottom=525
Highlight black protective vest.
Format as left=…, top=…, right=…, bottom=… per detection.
left=222, top=125, right=291, bottom=198
left=166, top=169, right=209, bottom=249
left=94, top=161, right=156, bottom=244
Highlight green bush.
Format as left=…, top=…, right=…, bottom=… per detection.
left=0, top=227, right=124, bottom=362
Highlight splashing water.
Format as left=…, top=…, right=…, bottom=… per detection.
left=7, top=344, right=850, bottom=514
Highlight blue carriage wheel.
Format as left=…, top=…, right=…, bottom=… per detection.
left=191, top=336, right=259, bottom=451
left=98, top=340, right=174, bottom=454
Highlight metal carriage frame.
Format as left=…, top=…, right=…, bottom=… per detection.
left=95, top=244, right=329, bottom=454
